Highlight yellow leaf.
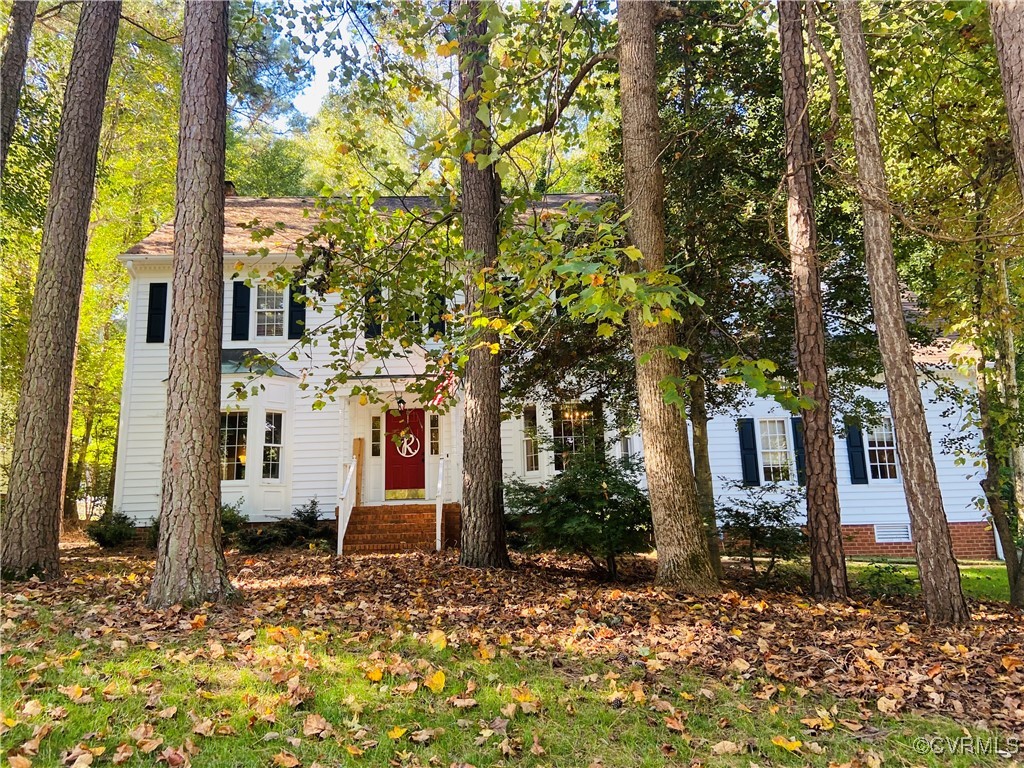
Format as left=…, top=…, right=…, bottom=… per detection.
left=272, top=752, right=301, bottom=767
left=424, top=669, right=446, bottom=694
left=463, top=152, right=476, bottom=164
left=771, top=735, right=802, bottom=752
left=345, top=744, right=364, bottom=756
left=387, top=726, right=408, bottom=740
left=943, top=9, right=957, bottom=20
left=8, top=756, right=33, bottom=768
left=426, top=629, right=447, bottom=651
left=366, top=666, right=383, bottom=682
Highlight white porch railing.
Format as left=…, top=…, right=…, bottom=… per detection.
left=336, top=456, right=358, bottom=556
left=435, top=456, right=446, bottom=552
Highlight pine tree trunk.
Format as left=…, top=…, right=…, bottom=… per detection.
left=836, top=0, right=969, bottom=625
left=146, top=0, right=233, bottom=608
left=988, top=0, right=1024, bottom=607
left=688, top=373, right=722, bottom=578
left=0, top=0, right=38, bottom=175
left=618, top=0, right=718, bottom=594
left=1, top=0, right=120, bottom=580
left=456, top=0, right=511, bottom=570
left=779, top=0, right=849, bottom=601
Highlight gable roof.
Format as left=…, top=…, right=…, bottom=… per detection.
left=124, top=193, right=608, bottom=256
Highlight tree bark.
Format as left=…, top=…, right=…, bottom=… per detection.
left=836, top=0, right=969, bottom=625
left=1, top=0, right=120, bottom=580
left=456, top=0, right=511, bottom=570
left=146, top=0, right=233, bottom=607
left=0, top=0, right=38, bottom=176
left=778, top=0, right=849, bottom=601
left=688, top=372, right=722, bottom=578
left=988, top=0, right=1024, bottom=607
left=617, top=0, right=718, bottom=593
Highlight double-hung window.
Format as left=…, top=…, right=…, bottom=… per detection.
left=758, top=418, right=793, bottom=482
left=263, top=412, right=283, bottom=480
left=866, top=417, right=898, bottom=480
left=256, top=285, right=285, bottom=337
left=523, top=405, right=540, bottom=472
left=552, top=402, right=594, bottom=471
left=220, top=411, right=249, bottom=481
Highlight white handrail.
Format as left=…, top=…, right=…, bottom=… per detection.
left=435, top=456, right=446, bottom=552
left=336, top=456, right=358, bottom=556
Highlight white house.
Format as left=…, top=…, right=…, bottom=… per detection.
left=113, top=196, right=997, bottom=559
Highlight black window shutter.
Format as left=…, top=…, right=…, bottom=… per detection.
left=846, top=423, right=869, bottom=485
left=365, top=285, right=382, bottom=339
left=737, top=418, right=760, bottom=486
left=231, top=281, right=250, bottom=341
left=427, top=294, right=446, bottom=336
left=145, top=282, right=168, bottom=343
left=287, top=285, right=306, bottom=340
left=791, top=417, right=806, bottom=486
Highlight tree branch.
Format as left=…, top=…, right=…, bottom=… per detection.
left=499, top=48, right=617, bottom=154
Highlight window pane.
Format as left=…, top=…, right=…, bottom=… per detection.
left=256, top=286, right=285, bottom=337
left=552, top=402, right=593, bottom=471
left=429, top=414, right=440, bottom=456
left=263, top=412, right=282, bottom=480
left=371, top=416, right=381, bottom=457
left=758, top=419, right=791, bottom=482
left=867, top=417, right=898, bottom=480
left=523, top=405, right=539, bottom=472
left=220, top=411, right=248, bottom=481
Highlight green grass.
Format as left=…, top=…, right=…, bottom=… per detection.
left=846, top=559, right=1010, bottom=602
left=0, top=612, right=1011, bottom=767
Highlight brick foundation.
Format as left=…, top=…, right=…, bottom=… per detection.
left=842, top=521, right=997, bottom=560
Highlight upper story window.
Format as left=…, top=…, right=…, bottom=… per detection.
left=867, top=417, right=898, bottom=480
left=220, top=411, right=248, bottom=481
left=758, top=418, right=792, bottom=482
left=523, top=405, right=539, bottom=472
left=256, top=286, right=285, bottom=337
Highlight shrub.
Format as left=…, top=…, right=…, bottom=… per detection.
left=145, top=500, right=248, bottom=550
left=220, top=499, right=248, bottom=535
left=236, top=498, right=330, bottom=553
left=85, top=511, right=137, bottom=549
left=505, top=446, right=651, bottom=579
left=859, top=560, right=917, bottom=598
left=718, top=480, right=805, bottom=579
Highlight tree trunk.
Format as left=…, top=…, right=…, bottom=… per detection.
left=987, top=5, right=1024, bottom=606
left=617, top=0, right=718, bottom=594
left=146, top=0, right=233, bottom=608
left=688, top=372, right=722, bottom=578
left=836, top=0, right=969, bottom=625
left=977, top=357, right=1023, bottom=605
left=457, top=0, right=511, bottom=570
left=0, top=0, right=38, bottom=175
left=1, top=0, right=120, bottom=580
left=778, top=0, right=849, bottom=601
left=63, top=383, right=98, bottom=531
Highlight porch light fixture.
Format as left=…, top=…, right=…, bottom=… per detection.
left=397, top=397, right=406, bottom=413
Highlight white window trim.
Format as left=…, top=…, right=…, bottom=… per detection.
left=865, top=416, right=900, bottom=484
left=754, top=417, right=797, bottom=484
left=523, top=405, right=540, bottom=474
left=220, top=409, right=249, bottom=484
left=253, top=284, right=287, bottom=340
left=261, top=411, right=284, bottom=483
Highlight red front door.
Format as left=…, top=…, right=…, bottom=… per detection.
left=384, top=408, right=426, bottom=499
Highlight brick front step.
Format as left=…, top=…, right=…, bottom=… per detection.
left=339, top=503, right=461, bottom=554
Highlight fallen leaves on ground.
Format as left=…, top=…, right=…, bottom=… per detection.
left=1, top=545, right=1022, bottom=767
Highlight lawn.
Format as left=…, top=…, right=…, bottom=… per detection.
left=845, top=559, right=1012, bottom=602
left=1, top=544, right=1021, bottom=767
